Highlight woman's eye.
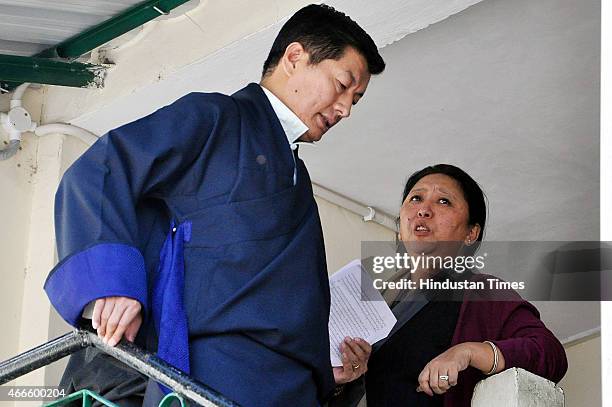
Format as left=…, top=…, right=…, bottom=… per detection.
left=338, top=81, right=347, bottom=90
left=409, top=195, right=421, bottom=202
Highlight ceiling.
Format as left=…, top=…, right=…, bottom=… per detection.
left=0, top=0, right=144, bottom=57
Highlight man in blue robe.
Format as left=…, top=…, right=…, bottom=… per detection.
left=45, top=4, right=385, bottom=406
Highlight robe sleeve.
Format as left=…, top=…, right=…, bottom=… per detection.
left=491, top=301, right=568, bottom=383
left=44, top=92, right=230, bottom=326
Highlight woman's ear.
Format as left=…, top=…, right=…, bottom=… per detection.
left=281, top=42, right=306, bottom=77
left=465, top=224, right=481, bottom=245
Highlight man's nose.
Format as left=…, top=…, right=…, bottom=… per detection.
left=335, top=96, right=352, bottom=119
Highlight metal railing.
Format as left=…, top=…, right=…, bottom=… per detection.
left=0, top=329, right=239, bottom=407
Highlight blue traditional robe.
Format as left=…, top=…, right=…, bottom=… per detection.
left=44, top=83, right=335, bottom=406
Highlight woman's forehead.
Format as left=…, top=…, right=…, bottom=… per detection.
left=411, top=174, right=463, bottom=194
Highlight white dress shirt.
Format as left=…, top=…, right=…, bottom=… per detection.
left=260, top=85, right=310, bottom=184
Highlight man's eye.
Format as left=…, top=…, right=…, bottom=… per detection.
left=410, top=195, right=421, bottom=202
left=439, top=198, right=450, bottom=205
left=338, top=81, right=347, bottom=90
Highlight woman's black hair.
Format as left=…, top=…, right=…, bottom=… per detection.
left=400, top=164, right=487, bottom=242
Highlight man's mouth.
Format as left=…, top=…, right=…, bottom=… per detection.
left=318, top=114, right=336, bottom=131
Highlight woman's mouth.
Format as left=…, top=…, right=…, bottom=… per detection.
left=413, top=224, right=431, bottom=236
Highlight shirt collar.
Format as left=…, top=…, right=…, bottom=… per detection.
left=260, top=85, right=309, bottom=146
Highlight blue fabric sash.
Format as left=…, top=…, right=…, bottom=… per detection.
left=152, top=221, right=192, bottom=393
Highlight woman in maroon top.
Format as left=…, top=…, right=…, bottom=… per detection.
left=332, top=164, right=568, bottom=407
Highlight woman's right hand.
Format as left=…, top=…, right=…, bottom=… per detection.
left=92, top=296, right=142, bottom=347
left=333, top=337, right=371, bottom=384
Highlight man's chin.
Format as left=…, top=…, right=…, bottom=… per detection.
left=300, top=130, right=325, bottom=143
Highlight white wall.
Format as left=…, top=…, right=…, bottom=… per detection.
left=560, top=335, right=601, bottom=407
left=0, top=87, right=64, bottom=405
left=0, top=95, right=37, bottom=362
left=316, top=197, right=395, bottom=273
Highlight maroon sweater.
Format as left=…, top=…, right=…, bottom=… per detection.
left=444, top=274, right=568, bottom=407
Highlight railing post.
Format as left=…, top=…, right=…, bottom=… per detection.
left=471, top=368, right=564, bottom=406
left=0, top=329, right=240, bottom=407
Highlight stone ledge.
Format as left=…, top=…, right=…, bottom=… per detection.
left=472, top=367, right=564, bottom=406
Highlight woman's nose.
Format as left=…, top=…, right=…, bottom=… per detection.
left=417, top=206, right=432, bottom=218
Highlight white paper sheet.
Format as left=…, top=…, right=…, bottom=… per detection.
left=328, top=259, right=397, bottom=366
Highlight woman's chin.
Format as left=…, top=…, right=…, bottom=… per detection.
left=403, top=239, right=463, bottom=258
left=404, top=239, right=438, bottom=255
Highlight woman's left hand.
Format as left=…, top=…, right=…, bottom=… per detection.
left=333, top=337, right=371, bottom=384
left=417, top=343, right=472, bottom=396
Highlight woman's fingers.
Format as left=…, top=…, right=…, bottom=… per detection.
left=432, top=367, right=451, bottom=393
left=333, top=351, right=358, bottom=385
left=341, top=348, right=355, bottom=373
left=418, top=367, right=434, bottom=396
left=429, top=366, right=446, bottom=395
left=448, top=367, right=459, bottom=387
left=345, top=337, right=371, bottom=362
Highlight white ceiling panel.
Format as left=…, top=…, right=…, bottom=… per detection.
left=0, top=0, right=144, bottom=56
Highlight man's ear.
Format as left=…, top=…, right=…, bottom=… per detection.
left=281, top=42, right=307, bottom=77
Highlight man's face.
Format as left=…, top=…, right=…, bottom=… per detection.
left=283, top=46, right=371, bottom=142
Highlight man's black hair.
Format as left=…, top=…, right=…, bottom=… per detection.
left=262, top=4, right=385, bottom=77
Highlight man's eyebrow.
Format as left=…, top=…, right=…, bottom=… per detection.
left=346, top=71, right=366, bottom=104
left=349, top=72, right=366, bottom=98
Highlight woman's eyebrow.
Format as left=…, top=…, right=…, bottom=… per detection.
left=437, top=188, right=457, bottom=198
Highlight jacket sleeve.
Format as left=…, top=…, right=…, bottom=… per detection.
left=491, top=301, right=568, bottom=383
left=44, top=92, right=230, bottom=326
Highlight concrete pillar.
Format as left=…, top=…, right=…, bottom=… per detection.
left=471, top=368, right=564, bottom=407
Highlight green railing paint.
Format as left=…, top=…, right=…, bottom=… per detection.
left=2, top=0, right=193, bottom=90
left=159, top=392, right=187, bottom=407
left=0, top=55, right=104, bottom=89
left=43, top=389, right=186, bottom=407
left=43, top=389, right=120, bottom=407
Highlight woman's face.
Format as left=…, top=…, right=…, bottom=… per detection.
left=399, top=174, right=479, bottom=254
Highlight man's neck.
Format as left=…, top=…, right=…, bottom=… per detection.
left=259, top=75, right=291, bottom=110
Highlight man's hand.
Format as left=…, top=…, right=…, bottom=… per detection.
left=333, top=337, right=371, bottom=384
left=92, top=296, right=142, bottom=347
